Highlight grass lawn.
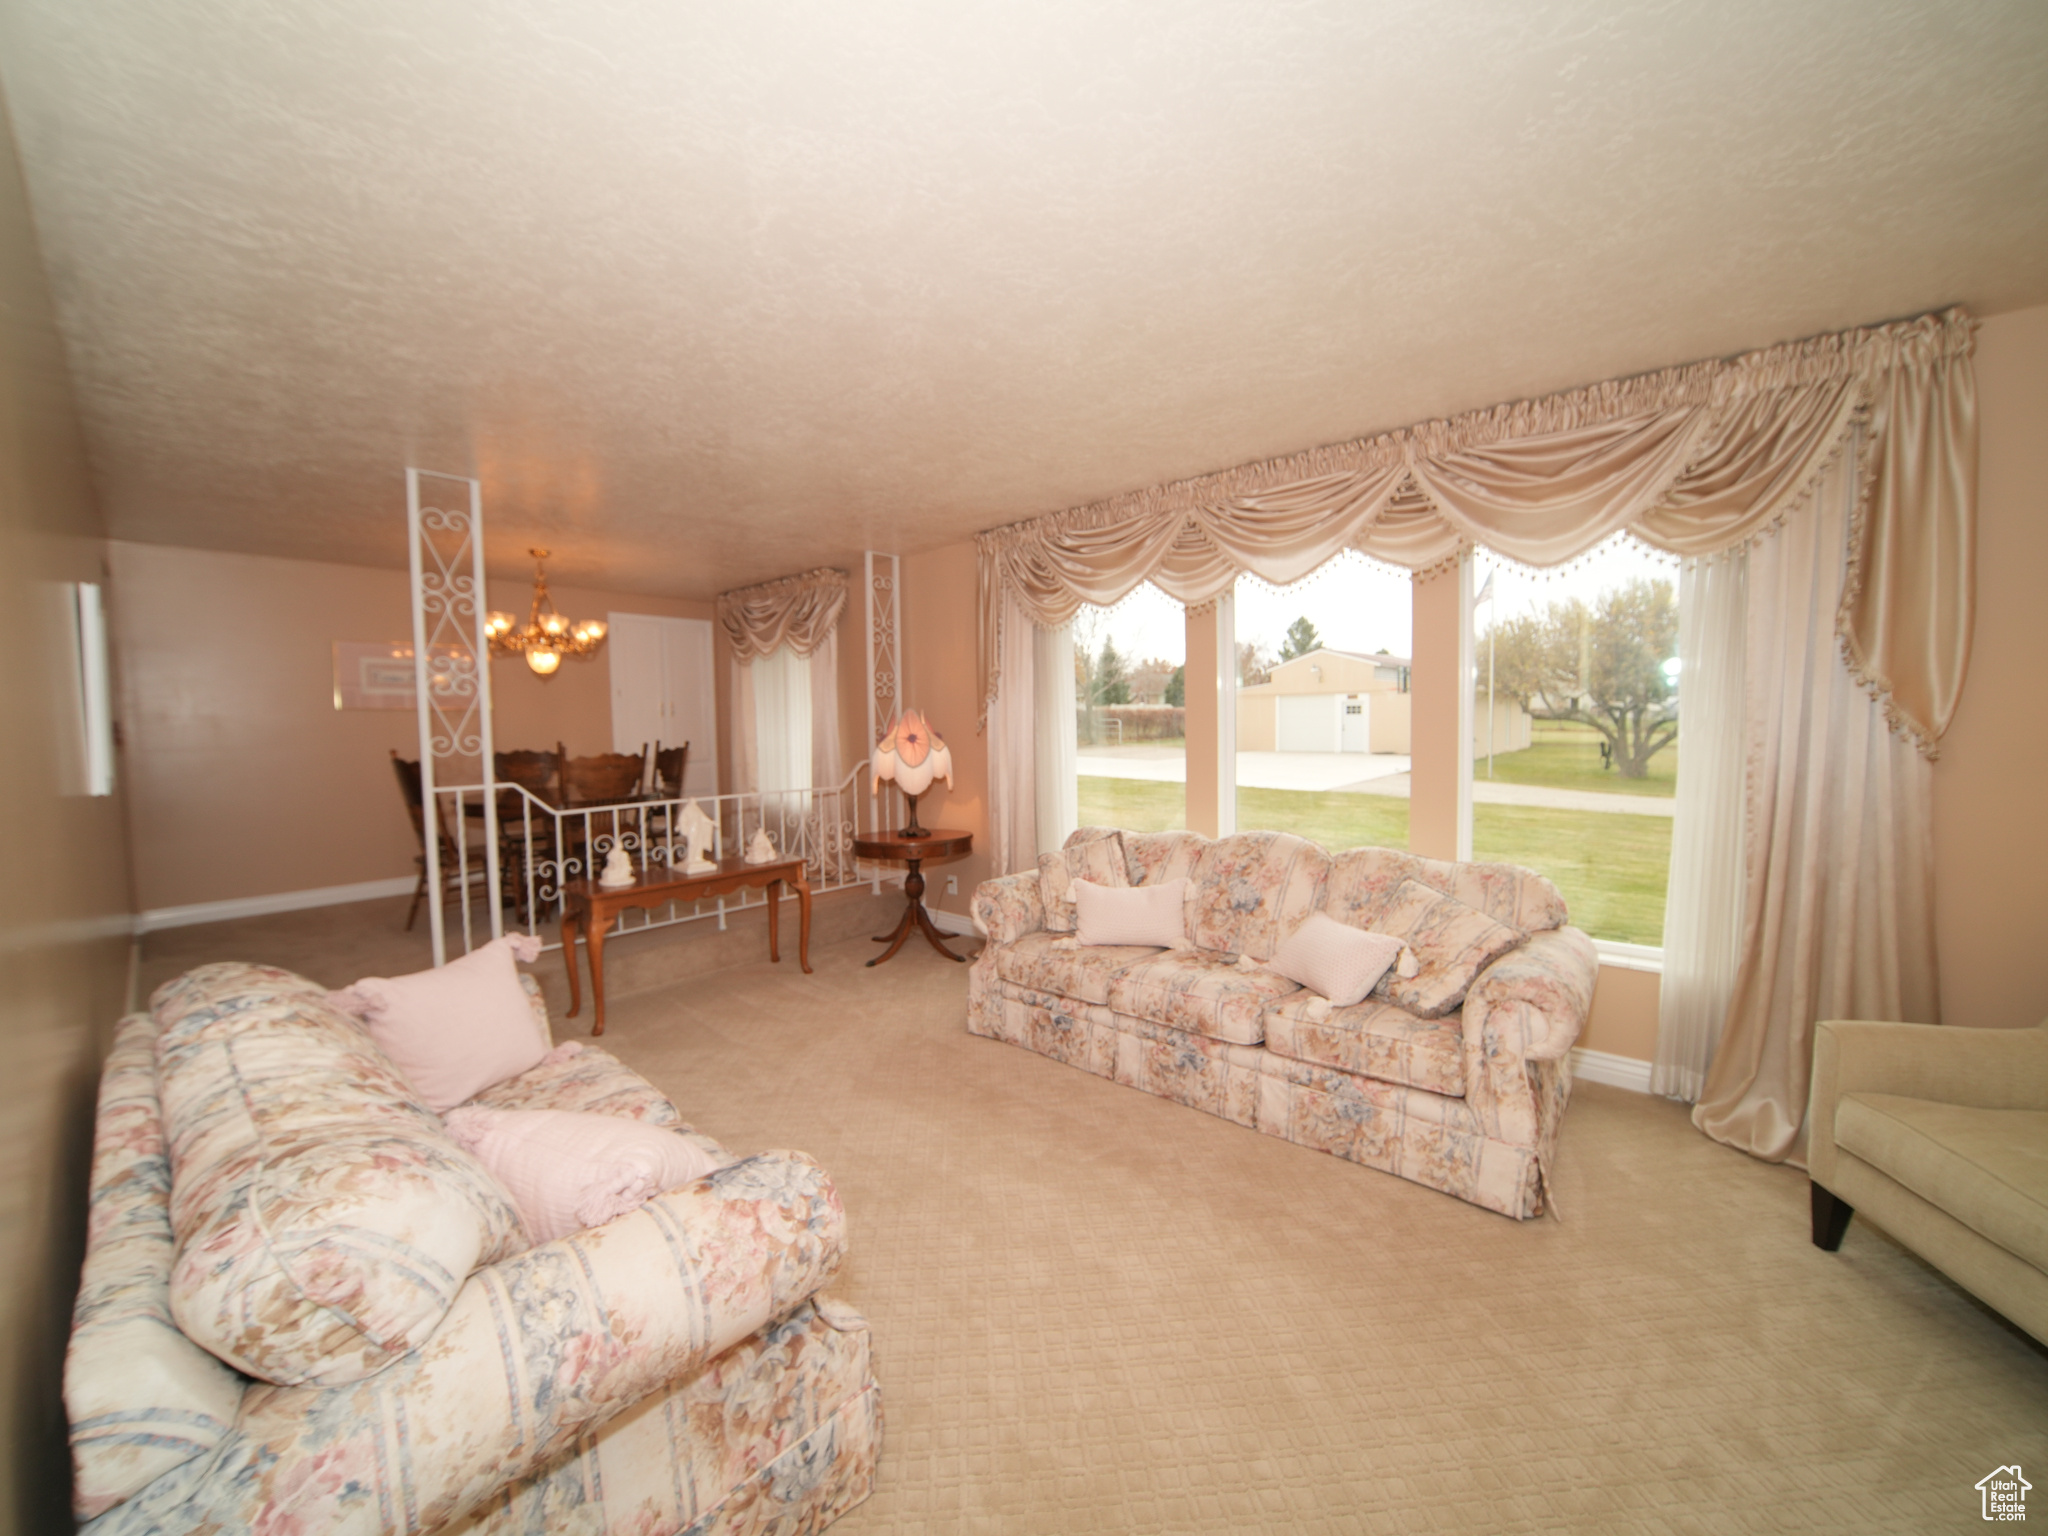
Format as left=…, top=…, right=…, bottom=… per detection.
left=1482, top=719, right=1678, bottom=797
left=1079, top=774, right=1667, bottom=945
left=1474, top=804, right=1669, bottom=945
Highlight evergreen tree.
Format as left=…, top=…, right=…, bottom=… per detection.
left=1096, top=637, right=1131, bottom=706
left=1164, top=664, right=1185, bottom=707
left=1278, top=616, right=1321, bottom=661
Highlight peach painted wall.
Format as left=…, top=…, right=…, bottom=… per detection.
left=1932, top=304, right=2048, bottom=1029
left=0, top=80, right=137, bottom=1528
left=109, top=541, right=716, bottom=913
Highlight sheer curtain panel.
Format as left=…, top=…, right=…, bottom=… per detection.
left=1033, top=620, right=1078, bottom=859
left=750, top=645, right=812, bottom=810
left=986, top=588, right=1039, bottom=876
left=1653, top=549, right=1749, bottom=1101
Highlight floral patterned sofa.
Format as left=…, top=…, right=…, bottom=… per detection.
left=65, top=961, right=881, bottom=1534
left=969, top=829, right=1599, bottom=1219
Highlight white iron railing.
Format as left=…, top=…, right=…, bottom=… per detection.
left=429, top=761, right=890, bottom=956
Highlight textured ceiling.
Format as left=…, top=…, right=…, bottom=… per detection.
left=2, top=2, right=2045, bottom=599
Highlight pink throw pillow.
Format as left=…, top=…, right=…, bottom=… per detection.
left=442, top=1106, right=726, bottom=1243
left=1073, top=878, right=1187, bottom=949
left=329, top=934, right=550, bottom=1113
left=1267, top=912, right=1411, bottom=1007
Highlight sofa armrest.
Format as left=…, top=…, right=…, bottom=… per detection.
left=1463, top=926, right=1600, bottom=1063
left=1809, top=1019, right=2048, bottom=1189
left=973, top=870, right=1045, bottom=945
left=101, top=1151, right=846, bottom=1535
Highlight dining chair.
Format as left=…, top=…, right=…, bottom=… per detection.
left=651, top=742, right=689, bottom=799
left=390, top=751, right=495, bottom=931
left=557, top=742, right=649, bottom=807
left=494, top=748, right=560, bottom=805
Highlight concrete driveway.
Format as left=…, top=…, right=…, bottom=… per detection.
left=1077, top=746, right=1673, bottom=817
left=1077, top=747, right=1412, bottom=793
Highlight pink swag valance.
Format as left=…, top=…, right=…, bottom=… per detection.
left=717, top=567, right=848, bottom=661
left=977, top=308, right=1976, bottom=754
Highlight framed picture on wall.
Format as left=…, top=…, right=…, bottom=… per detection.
left=332, top=641, right=466, bottom=710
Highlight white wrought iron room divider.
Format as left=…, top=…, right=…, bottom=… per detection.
left=406, top=467, right=501, bottom=965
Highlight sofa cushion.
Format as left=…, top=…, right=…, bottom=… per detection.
left=445, top=1106, right=728, bottom=1243
left=1185, top=832, right=1330, bottom=961
left=1040, top=832, right=1129, bottom=932
left=1123, top=830, right=1209, bottom=888
left=1107, top=950, right=1301, bottom=1046
left=1263, top=993, right=1467, bottom=1097
left=329, top=934, right=551, bottom=1113
left=151, top=962, right=529, bottom=1387
left=1325, top=846, right=1567, bottom=935
left=65, top=1015, right=247, bottom=1522
left=1267, top=912, right=1410, bottom=1008
left=470, top=1040, right=737, bottom=1178
left=1834, top=1094, right=2048, bottom=1273
left=997, top=930, right=1161, bottom=1005
left=1075, top=878, right=1188, bottom=949
left=1365, top=879, right=1526, bottom=1018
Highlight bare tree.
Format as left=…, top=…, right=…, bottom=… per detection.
left=1237, top=638, right=1275, bottom=686
left=1490, top=577, right=1678, bottom=778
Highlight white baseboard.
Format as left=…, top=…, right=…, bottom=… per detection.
left=138, top=876, right=418, bottom=933
left=1571, top=1046, right=1654, bottom=1094
left=926, top=907, right=977, bottom=938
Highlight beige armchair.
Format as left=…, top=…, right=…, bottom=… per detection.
left=1807, top=1018, right=2048, bottom=1343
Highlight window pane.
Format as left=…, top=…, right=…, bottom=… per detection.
left=1074, top=585, right=1186, bottom=833
left=1233, top=555, right=1412, bottom=852
left=1470, top=542, right=1677, bottom=945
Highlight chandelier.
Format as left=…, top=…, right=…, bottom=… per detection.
left=485, top=549, right=607, bottom=676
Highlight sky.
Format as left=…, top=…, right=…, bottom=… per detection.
left=1082, top=538, right=1679, bottom=669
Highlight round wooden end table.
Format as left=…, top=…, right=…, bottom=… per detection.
left=852, top=828, right=974, bottom=967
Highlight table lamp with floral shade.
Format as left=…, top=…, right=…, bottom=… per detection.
left=871, top=708, right=952, bottom=838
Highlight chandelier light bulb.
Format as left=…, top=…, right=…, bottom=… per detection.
left=526, top=648, right=562, bottom=676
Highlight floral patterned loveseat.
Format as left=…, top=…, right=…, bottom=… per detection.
left=65, top=961, right=881, bottom=1534
left=969, top=829, right=1600, bottom=1219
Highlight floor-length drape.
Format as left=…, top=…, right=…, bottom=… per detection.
left=1692, top=446, right=1939, bottom=1164
left=986, top=589, right=1038, bottom=876
left=1653, top=549, right=1749, bottom=1101
left=1033, top=621, right=1077, bottom=859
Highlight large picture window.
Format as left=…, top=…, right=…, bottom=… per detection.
left=1466, top=541, right=1679, bottom=948
left=1232, top=554, right=1412, bottom=852
left=1072, top=584, right=1187, bottom=833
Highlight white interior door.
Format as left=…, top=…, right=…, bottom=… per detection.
left=609, top=613, right=718, bottom=796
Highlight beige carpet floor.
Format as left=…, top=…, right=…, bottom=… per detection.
left=141, top=908, right=2047, bottom=1534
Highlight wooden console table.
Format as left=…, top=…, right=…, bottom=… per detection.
left=561, top=855, right=811, bottom=1034
left=852, top=828, right=972, bottom=967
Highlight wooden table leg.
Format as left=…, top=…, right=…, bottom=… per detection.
left=795, top=876, right=812, bottom=973
left=767, top=878, right=782, bottom=962
left=561, top=908, right=584, bottom=1018
left=867, top=858, right=964, bottom=966
left=914, top=896, right=968, bottom=962
left=866, top=896, right=919, bottom=967
left=587, top=913, right=614, bottom=1036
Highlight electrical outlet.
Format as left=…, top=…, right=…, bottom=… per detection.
left=946, top=875, right=958, bottom=894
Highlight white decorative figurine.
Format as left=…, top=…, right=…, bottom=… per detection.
left=744, top=828, right=777, bottom=865
left=598, top=846, right=635, bottom=888
left=676, top=799, right=718, bottom=874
